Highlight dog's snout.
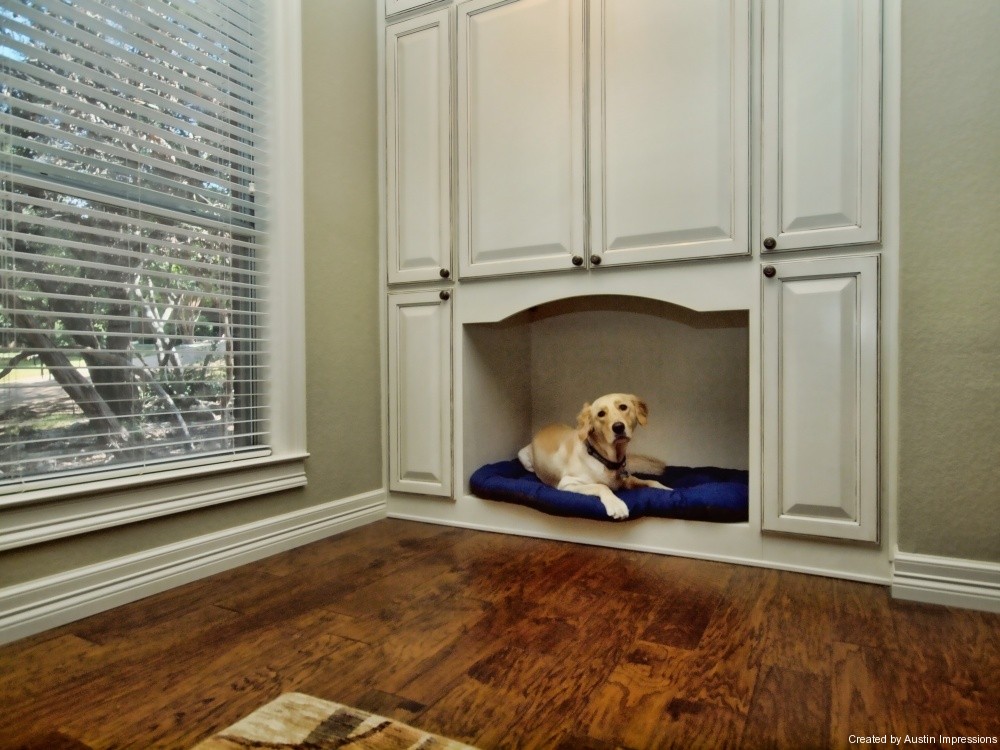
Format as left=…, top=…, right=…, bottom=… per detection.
left=612, top=421, right=626, bottom=435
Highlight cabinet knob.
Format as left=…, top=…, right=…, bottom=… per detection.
left=439, top=290, right=451, bottom=301
left=763, top=237, right=777, bottom=250
left=590, top=254, right=602, bottom=266
left=439, top=268, right=450, bottom=279
left=762, top=265, right=777, bottom=279
left=571, top=255, right=584, bottom=267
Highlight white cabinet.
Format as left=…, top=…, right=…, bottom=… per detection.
left=761, top=255, right=879, bottom=541
left=386, top=9, right=452, bottom=284
left=380, top=0, right=891, bottom=560
left=760, top=0, right=882, bottom=252
left=588, top=0, right=750, bottom=266
left=386, top=0, right=441, bottom=17
left=456, top=0, right=586, bottom=278
left=456, top=0, right=750, bottom=276
left=387, top=291, right=453, bottom=496
left=452, top=0, right=882, bottom=273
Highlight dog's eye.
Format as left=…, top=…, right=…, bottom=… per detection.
left=618, top=404, right=628, bottom=411
left=597, top=410, right=606, bottom=418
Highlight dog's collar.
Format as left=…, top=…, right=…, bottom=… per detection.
left=585, top=440, right=627, bottom=474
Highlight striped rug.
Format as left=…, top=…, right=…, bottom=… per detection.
left=193, top=692, right=478, bottom=749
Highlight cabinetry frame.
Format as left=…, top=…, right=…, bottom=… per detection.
left=376, top=0, right=901, bottom=585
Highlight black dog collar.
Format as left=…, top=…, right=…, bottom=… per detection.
left=585, top=440, right=627, bottom=473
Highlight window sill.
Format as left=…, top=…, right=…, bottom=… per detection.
left=0, top=452, right=309, bottom=551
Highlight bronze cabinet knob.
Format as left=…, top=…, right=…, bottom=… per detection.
left=571, top=255, right=584, bottom=267
left=439, top=268, right=450, bottom=278
left=590, top=254, right=602, bottom=265
left=763, top=265, right=777, bottom=278
left=439, top=290, right=451, bottom=301
left=763, top=237, right=777, bottom=250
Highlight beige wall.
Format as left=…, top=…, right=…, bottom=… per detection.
left=5, top=0, right=999, bottom=591
left=0, top=0, right=382, bottom=586
left=898, top=0, right=1000, bottom=562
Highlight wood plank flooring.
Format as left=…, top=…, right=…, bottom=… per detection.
left=2, top=519, right=998, bottom=749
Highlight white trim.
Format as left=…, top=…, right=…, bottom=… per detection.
left=892, top=550, right=1000, bottom=613
left=386, top=508, right=890, bottom=586
left=0, top=489, right=387, bottom=645
left=388, top=491, right=892, bottom=585
left=264, top=0, right=308, bottom=458
left=880, top=0, right=902, bottom=589
left=0, top=457, right=308, bottom=552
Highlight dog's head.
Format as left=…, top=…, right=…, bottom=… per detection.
left=576, top=393, right=649, bottom=447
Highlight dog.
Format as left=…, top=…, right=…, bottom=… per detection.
left=517, top=393, right=671, bottom=519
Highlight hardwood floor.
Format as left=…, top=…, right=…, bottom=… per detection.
left=2, top=519, right=998, bottom=749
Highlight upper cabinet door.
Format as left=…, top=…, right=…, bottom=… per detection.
left=457, top=0, right=586, bottom=278
left=761, top=0, right=882, bottom=252
left=589, top=0, right=750, bottom=266
left=386, top=9, right=452, bottom=284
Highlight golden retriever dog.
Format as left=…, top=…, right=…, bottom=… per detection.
left=517, top=393, right=671, bottom=519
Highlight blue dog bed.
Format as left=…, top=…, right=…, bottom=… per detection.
left=470, top=459, right=749, bottom=523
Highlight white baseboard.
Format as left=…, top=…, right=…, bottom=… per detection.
left=0, top=489, right=387, bottom=645
left=892, top=549, right=1000, bottom=613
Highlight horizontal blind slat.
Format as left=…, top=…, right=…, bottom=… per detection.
left=0, top=35, right=264, bottom=152
left=3, top=231, right=263, bottom=289
left=5, top=74, right=263, bottom=170
left=5, top=153, right=259, bottom=220
left=2, top=192, right=264, bottom=249
left=4, top=136, right=258, bottom=219
left=2, top=10, right=264, bottom=137
left=1, top=286, right=261, bottom=312
left=6, top=155, right=256, bottom=232
left=59, top=0, right=266, bottom=88
left=5, top=173, right=267, bottom=238
left=8, top=0, right=264, bottom=110
left=2, top=210, right=264, bottom=271
left=3, top=101, right=266, bottom=198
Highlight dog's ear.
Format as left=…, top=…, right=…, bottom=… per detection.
left=576, top=402, right=593, bottom=440
left=632, top=396, right=649, bottom=426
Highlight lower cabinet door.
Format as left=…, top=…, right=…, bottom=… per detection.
left=388, top=290, right=452, bottom=496
left=761, top=255, right=878, bottom=541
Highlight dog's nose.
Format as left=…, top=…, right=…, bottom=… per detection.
left=612, top=421, right=626, bottom=435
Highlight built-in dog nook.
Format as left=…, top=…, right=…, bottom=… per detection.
left=460, top=294, right=750, bottom=521
left=388, top=264, right=890, bottom=577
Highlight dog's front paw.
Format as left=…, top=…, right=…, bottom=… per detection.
left=600, top=495, right=630, bottom=520
left=653, top=481, right=672, bottom=491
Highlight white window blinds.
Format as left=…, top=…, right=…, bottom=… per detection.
left=0, top=0, right=271, bottom=491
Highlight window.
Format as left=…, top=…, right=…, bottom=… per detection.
left=0, top=0, right=305, bottom=539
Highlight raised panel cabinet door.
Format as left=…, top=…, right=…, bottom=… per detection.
left=589, top=0, right=750, bottom=266
left=386, top=10, right=452, bottom=284
left=761, top=0, right=882, bottom=252
left=388, top=291, right=453, bottom=496
left=457, top=0, right=586, bottom=277
left=761, top=255, right=878, bottom=541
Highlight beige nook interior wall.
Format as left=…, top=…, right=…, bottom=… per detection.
left=527, top=299, right=750, bottom=471
left=0, top=0, right=382, bottom=589
left=898, top=0, right=1000, bottom=562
